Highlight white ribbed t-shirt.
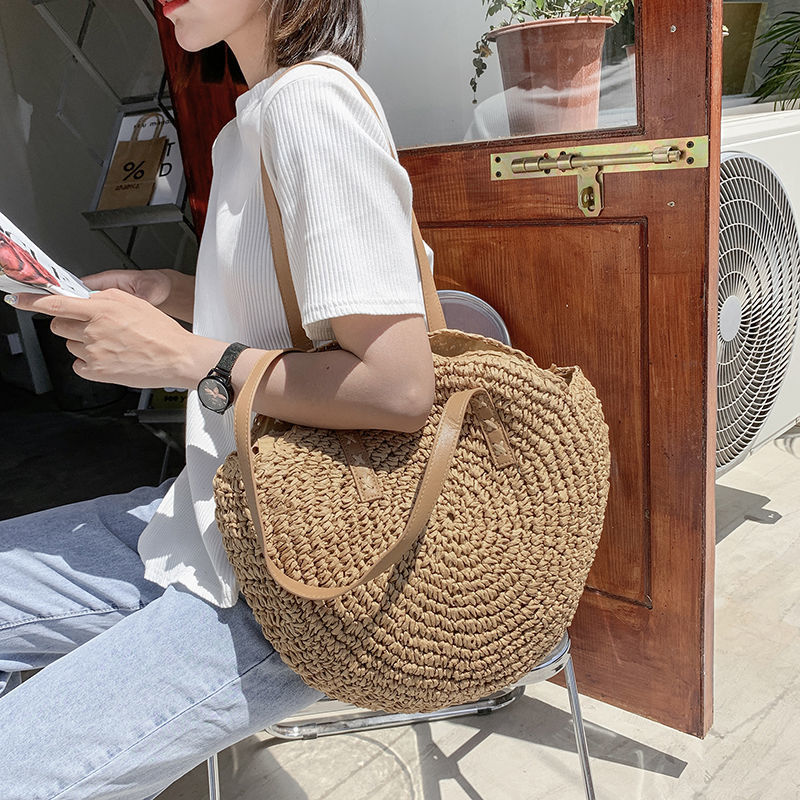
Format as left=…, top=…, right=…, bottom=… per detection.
left=137, top=53, right=433, bottom=608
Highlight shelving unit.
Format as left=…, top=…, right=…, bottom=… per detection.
left=31, top=0, right=196, bottom=270
left=13, top=0, right=196, bottom=403
left=82, top=97, right=195, bottom=270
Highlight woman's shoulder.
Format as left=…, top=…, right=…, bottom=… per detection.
left=268, top=53, right=365, bottom=94
left=261, top=54, right=382, bottom=126
left=258, top=54, right=394, bottom=158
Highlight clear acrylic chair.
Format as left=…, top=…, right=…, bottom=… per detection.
left=207, top=290, right=595, bottom=800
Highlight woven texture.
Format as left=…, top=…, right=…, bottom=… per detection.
left=214, top=329, right=610, bottom=713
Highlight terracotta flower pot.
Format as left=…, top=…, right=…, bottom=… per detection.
left=487, top=16, right=614, bottom=136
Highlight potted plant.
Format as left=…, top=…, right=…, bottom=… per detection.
left=751, top=10, right=800, bottom=110
left=471, top=0, right=632, bottom=135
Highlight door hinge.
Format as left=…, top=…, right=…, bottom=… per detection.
left=491, top=136, right=709, bottom=218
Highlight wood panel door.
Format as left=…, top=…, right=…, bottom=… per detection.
left=156, top=0, right=721, bottom=735
left=399, top=0, right=721, bottom=736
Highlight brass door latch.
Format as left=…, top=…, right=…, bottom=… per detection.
left=491, top=136, right=709, bottom=217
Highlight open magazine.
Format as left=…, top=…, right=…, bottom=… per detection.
left=0, top=210, right=91, bottom=299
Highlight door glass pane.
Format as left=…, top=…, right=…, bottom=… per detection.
left=361, top=2, right=638, bottom=149
left=722, top=0, right=799, bottom=112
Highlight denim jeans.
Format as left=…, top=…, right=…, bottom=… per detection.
left=0, top=480, right=324, bottom=800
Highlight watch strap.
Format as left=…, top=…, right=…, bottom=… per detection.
left=211, top=342, right=249, bottom=379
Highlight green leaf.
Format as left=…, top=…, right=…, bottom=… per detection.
left=752, top=11, right=800, bottom=109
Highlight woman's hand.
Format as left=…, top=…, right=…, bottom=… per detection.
left=83, top=269, right=195, bottom=323
left=82, top=269, right=172, bottom=305
left=8, top=288, right=216, bottom=388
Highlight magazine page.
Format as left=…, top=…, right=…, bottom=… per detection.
left=0, top=210, right=91, bottom=299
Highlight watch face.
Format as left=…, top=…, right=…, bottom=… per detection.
left=198, top=376, right=231, bottom=413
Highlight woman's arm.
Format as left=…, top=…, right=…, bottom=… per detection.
left=186, top=313, right=435, bottom=433
left=82, top=269, right=195, bottom=323
left=6, top=291, right=434, bottom=434
left=231, top=313, right=435, bottom=433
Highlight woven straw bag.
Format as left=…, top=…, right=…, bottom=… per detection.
left=213, top=60, right=611, bottom=714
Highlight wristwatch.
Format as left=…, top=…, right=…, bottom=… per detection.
left=197, top=342, right=250, bottom=414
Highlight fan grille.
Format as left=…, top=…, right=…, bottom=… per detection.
left=717, top=152, right=800, bottom=472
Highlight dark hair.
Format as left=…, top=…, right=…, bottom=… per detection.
left=268, top=0, right=364, bottom=70
left=193, top=0, right=363, bottom=88
left=198, top=42, right=246, bottom=86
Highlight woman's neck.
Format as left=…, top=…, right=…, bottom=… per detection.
left=225, top=15, right=276, bottom=89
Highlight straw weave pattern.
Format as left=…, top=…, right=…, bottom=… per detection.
left=214, top=330, right=610, bottom=713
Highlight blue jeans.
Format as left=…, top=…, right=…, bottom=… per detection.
left=0, top=481, right=324, bottom=800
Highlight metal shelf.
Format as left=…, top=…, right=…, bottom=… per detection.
left=83, top=203, right=190, bottom=231
left=85, top=98, right=194, bottom=269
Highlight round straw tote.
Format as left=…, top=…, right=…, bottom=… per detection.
left=213, top=60, right=611, bottom=713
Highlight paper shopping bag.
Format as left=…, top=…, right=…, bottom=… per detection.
left=97, top=112, right=168, bottom=210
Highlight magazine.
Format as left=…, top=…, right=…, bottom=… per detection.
left=0, top=210, right=91, bottom=299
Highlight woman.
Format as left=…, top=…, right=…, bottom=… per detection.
left=0, top=1, right=435, bottom=797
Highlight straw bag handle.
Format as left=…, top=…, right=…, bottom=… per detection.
left=259, top=58, right=447, bottom=347
left=234, top=348, right=515, bottom=601
left=231, top=61, right=509, bottom=600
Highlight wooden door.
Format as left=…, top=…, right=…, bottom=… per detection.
left=398, top=0, right=721, bottom=736
left=157, top=0, right=721, bottom=735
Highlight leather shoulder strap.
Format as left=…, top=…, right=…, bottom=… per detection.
left=235, top=348, right=515, bottom=600
left=260, top=58, right=447, bottom=346
left=260, top=159, right=314, bottom=351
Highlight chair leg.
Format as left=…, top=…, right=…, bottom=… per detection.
left=266, top=687, right=525, bottom=740
left=207, top=753, right=221, bottom=800
left=563, top=654, right=596, bottom=800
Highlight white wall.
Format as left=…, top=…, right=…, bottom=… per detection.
left=361, top=0, right=505, bottom=148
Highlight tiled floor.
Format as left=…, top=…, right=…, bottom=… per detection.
left=158, top=428, right=800, bottom=800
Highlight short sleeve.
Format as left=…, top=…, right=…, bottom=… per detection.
left=260, top=69, right=428, bottom=342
